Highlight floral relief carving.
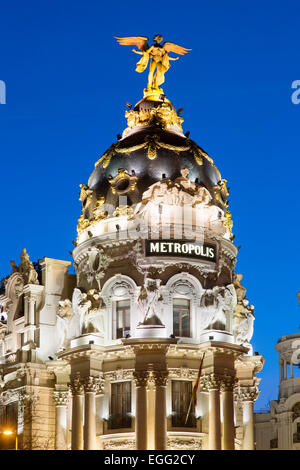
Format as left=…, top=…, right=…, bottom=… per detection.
left=103, top=439, right=135, bottom=450
left=167, top=437, right=202, bottom=450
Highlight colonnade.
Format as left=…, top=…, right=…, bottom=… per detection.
left=53, top=374, right=257, bottom=450
left=134, top=369, right=168, bottom=450
left=133, top=372, right=258, bottom=450
left=53, top=374, right=103, bottom=450
left=53, top=343, right=258, bottom=451
left=279, top=358, right=295, bottom=381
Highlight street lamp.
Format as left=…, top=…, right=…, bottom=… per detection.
left=2, top=429, right=18, bottom=450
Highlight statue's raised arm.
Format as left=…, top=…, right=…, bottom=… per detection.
left=115, top=35, right=191, bottom=93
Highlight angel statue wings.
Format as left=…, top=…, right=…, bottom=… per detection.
left=115, top=35, right=191, bottom=91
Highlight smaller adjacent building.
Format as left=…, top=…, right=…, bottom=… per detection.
left=255, top=331, right=300, bottom=450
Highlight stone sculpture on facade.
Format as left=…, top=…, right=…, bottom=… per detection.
left=199, top=284, right=236, bottom=331
left=76, top=248, right=113, bottom=291
left=232, top=274, right=255, bottom=350
left=137, top=279, right=164, bottom=325
left=72, top=287, right=104, bottom=335
left=9, top=249, right=39, bottom=286
left=234, top=305, right=254, bottom=348
left=55, top=299, right=80, bottom=351
left=132, top=168, right=225, bottom=238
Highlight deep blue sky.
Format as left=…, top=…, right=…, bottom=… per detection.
left=1, top=0, right=300, bottom=410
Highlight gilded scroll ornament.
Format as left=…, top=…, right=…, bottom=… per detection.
left=123, top=101, right=184, bottom=136
left=223, top=210, right=234, bottom=240
left=95, top=144, right=118, bottom=169
left=77, top=214, right=91, bottom=233
left=108, top=169, right=138, bottom=194
left=94, top=134, right=217, bottom=169
left=113, top=205, right=134, bottom=217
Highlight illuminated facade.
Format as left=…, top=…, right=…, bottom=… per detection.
left=0, top=38, right=264, bottom=450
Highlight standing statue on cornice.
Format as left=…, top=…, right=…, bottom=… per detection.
left=18, top=249, right=39, bottom=285
left=137, top=280, right=164, bottom=326
left=232, top=274, right=255, bottom=352
left=115, top=35, right=191, bottom=91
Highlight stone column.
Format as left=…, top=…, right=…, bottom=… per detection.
left=153, top=371, right=168, bottom=450
left=278, top=411, right=293, bottom=449
left=53, top=391, right=70, bottom=450
left=279, top=361, right=283, bottom=383
left=133, top=371, right=149, bottom=450
left=83, top=376, right=100, bottom=450
left=283, top=359, right=287, bottom=380
left=70, top=373, right=84, bottom=450
left=221, top=376, right=235, bottom=450
left=240, top=386, right=258, bottom=450
left=19, top=390, right=39, bottom=449
left=28, top=298, right=36, bottom=325
left=147, top=381, right=155, bottom=450
left=205, top=374, right=222, bottom=450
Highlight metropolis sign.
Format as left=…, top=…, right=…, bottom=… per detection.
left=145, top=240, right=216, bottom=262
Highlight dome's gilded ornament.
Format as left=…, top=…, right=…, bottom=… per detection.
left=223, top=210, right=234, bottom=240
left=94, top=134, right=218, bottom=170
left=108, top=169, right=138, bottom=195
left=77, top=214, right=91, bottom=233
left=113, top=205, right=134, bottom=217
left=212, top=179, right=230, bottom=207
left=115, top=35, right=191, bottom=94
left=76, top=34, right=232, bottom=242
left=123, top=100, right=184, bottom=137
left=77, top=197, right=108, bottom=235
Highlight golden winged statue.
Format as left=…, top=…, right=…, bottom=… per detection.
left=115, top=34, right=191, bottom=92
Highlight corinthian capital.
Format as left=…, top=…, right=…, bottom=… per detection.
left=133, top=370, right=149, bottom=387
left=83, top=376, right=104, bottom=394
left=220, top=374, right=236, bottom=392
left=238, top=385, right=259, bottom=402
left=153, top=370, right=168, bottom=387
left=53, top=391, right=70, bottom=406
left=200, top=373, right=223, bottom=392
left=69, top=372, right=84, bottom=396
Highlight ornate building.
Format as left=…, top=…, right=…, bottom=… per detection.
left=255, top=327, right=300, bottom=450
left=0, top=35, right=264, bottom=450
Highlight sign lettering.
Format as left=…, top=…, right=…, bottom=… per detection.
left=145, top=240, right=216, bottom=262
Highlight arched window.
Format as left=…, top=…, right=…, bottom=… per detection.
left=101, top=274, right=138, bottom=341
left=116, top=299, right=130, bottom=339
left=165, top=273, right=202, bottom=340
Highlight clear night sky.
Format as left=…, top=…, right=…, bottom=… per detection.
left=1, top=0, right=300, bottom=410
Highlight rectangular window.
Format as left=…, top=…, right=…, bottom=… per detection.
left=173, top=298, right=190, bottom=337
left=172, top=380, right=196, bottom=428
left=116, top=300, right=130, bottom=339
left=110, top=382, right=132, bottom=429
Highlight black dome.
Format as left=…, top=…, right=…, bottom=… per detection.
left=88, top=125, right=221, bottom=208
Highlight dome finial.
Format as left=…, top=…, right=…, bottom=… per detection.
left=115, top=35, right=191, bottom=96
